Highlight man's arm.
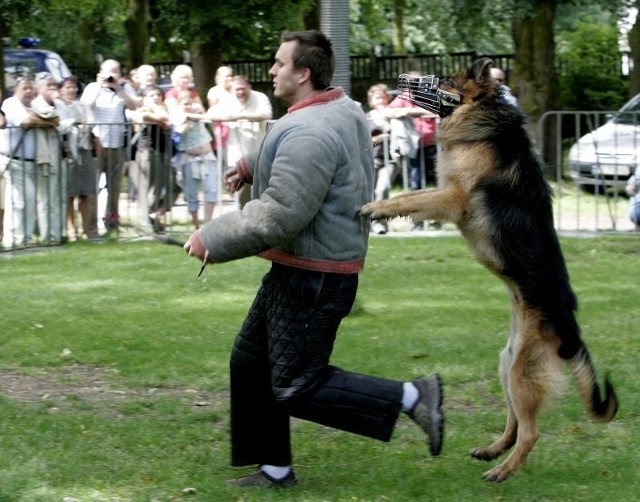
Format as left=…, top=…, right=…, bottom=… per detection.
left=208, top=93, right=273, bottom=123
left=137, top=106, right=171, bottom=128
left=242, top=93, right=273, bottom=122
left=22, top=111, right=59, bottom=129
left=80, top=82, right=101, bottom=109
left=118, top=85, right=139, bottom=111
left=387, top=96, right=438, bottom=118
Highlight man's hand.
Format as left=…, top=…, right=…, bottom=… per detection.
left=626, top=179, right=638, bottom=197
left=184, top=230, right=209, bottom=262
left=223, top=166, right=244, bottom=195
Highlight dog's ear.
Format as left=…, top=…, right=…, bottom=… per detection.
left=469, top=58, right=494, bottom=85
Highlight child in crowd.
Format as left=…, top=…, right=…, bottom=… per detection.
left=132, top=85, right=172, bottom=232
left=171, top=91, right=218, bottom=229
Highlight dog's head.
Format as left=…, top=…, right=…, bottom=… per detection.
left=398, top=57, right=496, bottom=118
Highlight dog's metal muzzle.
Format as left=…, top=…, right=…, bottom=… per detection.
left=397, top=73, right=461, bottom=117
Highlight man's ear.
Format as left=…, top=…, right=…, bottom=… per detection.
left=298, top=68, right=311, bottom=84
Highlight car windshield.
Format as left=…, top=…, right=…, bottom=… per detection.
left=4, top=55, right=37, bottom=79
left=4, top=50, right=72, bottom=89
left=612, top=96, right=640, bottom=125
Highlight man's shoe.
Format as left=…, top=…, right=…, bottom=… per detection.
left=408, top=374, right=444, bottom=456
left=226, top=469, right=298, bottom=488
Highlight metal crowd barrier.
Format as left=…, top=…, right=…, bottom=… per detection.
left=0, top=121, right=226, bottom=250
left=375, top=133, right=436, bottom=194
left=1, top=125, right=66, bottom=249
left=539, top=110, right=639, bottom=234
left=1, top=112, right=637, bottom=251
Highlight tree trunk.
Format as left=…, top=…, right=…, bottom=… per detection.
left=628, top=0, right=640, bottom=97
left=511, top=0, right=559, bottom=172
left=393, top=0, right=406, bottom=55
left=191, top=40, right=223, bottom=101
left=0, top=20, right=7, bottom=101
left=124, top=0, right=150, bottom=71
left=304, top=2, right=321, bottom=30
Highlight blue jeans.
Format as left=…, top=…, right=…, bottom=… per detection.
left=179, top=155, right=218, bottom=212
left=629, top=199, right=640, bottom=225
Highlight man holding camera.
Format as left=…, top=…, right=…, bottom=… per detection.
left=81, top=59, right=138, bottom=235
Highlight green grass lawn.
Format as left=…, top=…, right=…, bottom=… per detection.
left=1, top=235, right=639, bottom=501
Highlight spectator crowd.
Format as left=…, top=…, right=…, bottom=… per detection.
left=0, top=58, right=444, bottom=249
left=0, top=59, right=277, bottom=248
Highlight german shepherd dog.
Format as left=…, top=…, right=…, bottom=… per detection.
left=360, top=58, right=618, bottom=482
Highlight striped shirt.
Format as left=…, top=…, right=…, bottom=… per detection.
left=81, top=82, right=134, bottom=148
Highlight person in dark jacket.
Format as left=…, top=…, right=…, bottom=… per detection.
left=184, top=29, right=444, bottom=488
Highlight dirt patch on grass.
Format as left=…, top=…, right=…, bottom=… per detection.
left=1, top=365, right=502, bottom=420
left=0, top=365, right=226, bottom=414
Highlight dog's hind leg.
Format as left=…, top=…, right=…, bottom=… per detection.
left=470, top=306, right=519, bottom=463
left=480, top=311, right=558, bottom=482
left=470, top=345, right=519, bottom=463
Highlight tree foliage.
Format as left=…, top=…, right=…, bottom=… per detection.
left=2, top=0, right=638, bottom=112
left=124, top=0, right=150, bottom=69
left=5, top=0, right=128, bottom=80
left=4, top=0, right=313, bottom=87
left=558, top=18, right=629, bottom=110
left=153, top=0, right=314, bottom=91
left=349, top=0, right=514, bottom=55
left=0, top=0, right=35, bottom=98
left=350, top=0, right=397, bottom=55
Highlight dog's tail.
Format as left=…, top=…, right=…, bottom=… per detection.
left=568, top=344, right=618, bottom=422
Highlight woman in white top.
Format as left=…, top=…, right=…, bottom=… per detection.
left=164, top=64, right=204, bottom=115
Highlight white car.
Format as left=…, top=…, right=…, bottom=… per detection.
left=567, top=93, right=640, bottom=192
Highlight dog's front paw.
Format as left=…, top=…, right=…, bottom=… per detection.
left=359, top=201, right=387, bottom=220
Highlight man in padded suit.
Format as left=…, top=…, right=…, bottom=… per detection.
left=184, top=29, right=445, bottom=488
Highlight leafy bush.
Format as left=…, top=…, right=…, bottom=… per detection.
left=558, top=20, right=628, bottom=111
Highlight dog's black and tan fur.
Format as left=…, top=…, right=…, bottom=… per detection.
left=360, top=58, right=618, bottom=482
